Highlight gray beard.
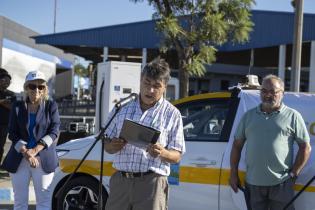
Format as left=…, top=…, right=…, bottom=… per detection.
left=261, top=100, right=281, bottom=110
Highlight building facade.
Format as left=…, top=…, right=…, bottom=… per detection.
left=0, top=16, right=75, bottom=98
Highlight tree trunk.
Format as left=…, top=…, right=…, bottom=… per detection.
left=178, top=60, right=189, bottom=98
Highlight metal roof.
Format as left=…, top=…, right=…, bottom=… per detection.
left=220, top=10, right=315, bottom=51
left=34, top=20, right=162, bottom=49
left=34, top=10, right=315, bottom=64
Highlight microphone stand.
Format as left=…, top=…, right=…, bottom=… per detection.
left=283, top=175, right=315, bottom=210
left=55, top=106, right=121, bottom=210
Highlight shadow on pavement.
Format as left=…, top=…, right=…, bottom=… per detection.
left=0, top=204, right=35, bottom=210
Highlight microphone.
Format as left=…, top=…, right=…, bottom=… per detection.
left=115, top=93, right=138, bottom=108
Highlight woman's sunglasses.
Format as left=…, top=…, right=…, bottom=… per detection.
left=28, top=84, right=46, bottom=90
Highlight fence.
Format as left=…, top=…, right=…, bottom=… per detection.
left=57, top=99, right=96, bottom=144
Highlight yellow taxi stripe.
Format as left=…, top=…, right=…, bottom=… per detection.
left=60, top=159, right=115, bottom=176
left=172, top=92, right=231, bottom=105
left=219, top=168, right=315, bottom=192
left=60, top=159, right=315, bottom=192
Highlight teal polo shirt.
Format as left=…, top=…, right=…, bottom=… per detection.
left=235, top=104, right=310, bottom=186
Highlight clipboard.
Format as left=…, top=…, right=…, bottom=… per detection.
left=119, top=119, right=160, bottom=148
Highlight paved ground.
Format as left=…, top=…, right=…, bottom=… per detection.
left=0, top=140, right=36, bottom=205
left=0, top=204, right=35, bottom=210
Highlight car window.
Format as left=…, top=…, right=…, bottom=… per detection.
left=176, top=99, right=229, bottom=142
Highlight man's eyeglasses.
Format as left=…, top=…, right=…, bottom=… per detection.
left=260, top=88, right=283, bottom=95
left=28, top=84, right=46, bottom=91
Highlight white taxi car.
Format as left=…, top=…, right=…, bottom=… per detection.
left=51, top=88, right=315, bottom=210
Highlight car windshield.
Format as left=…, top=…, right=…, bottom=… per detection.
left=177, top=100, right=229, bottom=142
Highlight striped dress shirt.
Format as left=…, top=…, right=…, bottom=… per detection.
left=105, top=96, right=185, bottom=176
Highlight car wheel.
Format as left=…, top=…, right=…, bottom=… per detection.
left=55, top=176, right=107, bottom=210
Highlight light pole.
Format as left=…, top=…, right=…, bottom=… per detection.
left=77, top=74, right=81, bottom=100
left=53, top=0, right=57, bottom=33
left=290, top=0, right=304, bottom=92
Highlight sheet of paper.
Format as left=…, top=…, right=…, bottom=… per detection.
left=119, top=119, right=160, bottom=148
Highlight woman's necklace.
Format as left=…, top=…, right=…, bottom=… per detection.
left=28, top=103, right=39, bottom=113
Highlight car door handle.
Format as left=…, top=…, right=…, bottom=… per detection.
left=189, top=158, right=217, bottom=167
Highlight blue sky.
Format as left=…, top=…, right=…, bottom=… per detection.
left=0, top=0, right=315, bottom=35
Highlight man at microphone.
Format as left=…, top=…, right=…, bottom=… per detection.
left=104, top=58, right=185, bottom=210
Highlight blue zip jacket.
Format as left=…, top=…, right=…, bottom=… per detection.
left=2, top=99, right=60, bottom=173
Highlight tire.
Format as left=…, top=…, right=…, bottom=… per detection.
left=54, top=176, right=108, bottom=210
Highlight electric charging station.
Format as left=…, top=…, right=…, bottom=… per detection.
left=95, top=61, right=141, bottom=133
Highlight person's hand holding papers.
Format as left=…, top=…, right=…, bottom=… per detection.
left=147, top=143, right=182, bottom=163
left=147, top=143, right=165, bottom=158
left=104, top=137, right=127, bottom=154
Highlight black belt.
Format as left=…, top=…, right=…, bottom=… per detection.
left=119, top=170, right=154, bottom=178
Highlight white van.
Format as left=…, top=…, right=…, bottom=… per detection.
left=51, top=88, right=315, bottom=210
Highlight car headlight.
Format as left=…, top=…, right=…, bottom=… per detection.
left=56, top=149, right=70, bottom=157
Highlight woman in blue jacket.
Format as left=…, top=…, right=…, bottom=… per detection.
left=2, top=70, right=60, bottom=210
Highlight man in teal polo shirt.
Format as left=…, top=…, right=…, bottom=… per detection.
left=229, top=74, right=311, bottom=210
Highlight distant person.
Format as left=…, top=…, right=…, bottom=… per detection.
left=1, top=70, right=60, bottom=210
left=0, top=68, right=15, bottom=164
left=229, top=74, right=311, bottom=210
left=211, top=119, right=223, bottom=134
left=104, top=58, right=185, bottom=210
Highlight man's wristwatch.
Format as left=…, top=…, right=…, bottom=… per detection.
left=289, top=171, right=298, bottom=179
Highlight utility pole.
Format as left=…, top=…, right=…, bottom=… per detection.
left=77, top=74, right=81, bottom=100
left=53, top=0, right=57, bottom=33
left=290, top=0, right=304, bottom=92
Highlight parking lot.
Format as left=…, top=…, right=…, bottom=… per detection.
left=0, top=204, right=35, bottom=210
left=0, top=140, right=36, bottom=208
